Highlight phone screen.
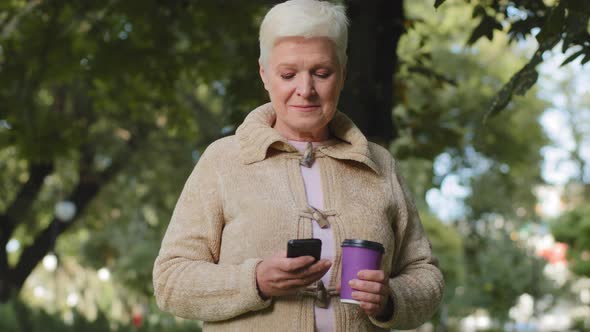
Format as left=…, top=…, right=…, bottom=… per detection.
left=287, top=239, right=322, bottom=261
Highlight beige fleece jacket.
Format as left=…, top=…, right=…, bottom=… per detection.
left=153, top=103, right=444, bottom=331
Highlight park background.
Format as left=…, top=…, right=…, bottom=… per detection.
left=1, top=0, right=589, bottom=331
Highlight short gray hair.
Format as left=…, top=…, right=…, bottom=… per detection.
left=259, top=0, right=349, bottom=67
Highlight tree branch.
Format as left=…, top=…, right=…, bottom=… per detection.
left=1, top=0, right=43, bottom=39
left=10, top=181, right=99, bottom=289
left=8, top=133, right=141, bottom=292
left=0, top=162, right=54, bottom=244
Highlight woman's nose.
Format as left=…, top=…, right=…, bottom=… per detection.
left=296, top=75, right=316, bottom=98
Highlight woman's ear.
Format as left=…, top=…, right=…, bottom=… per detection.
left=259, top=61, right=269, bottom=91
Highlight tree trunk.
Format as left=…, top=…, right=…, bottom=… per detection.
left=0, top=163, right=54, bottom=302
left=0, top=135, right=138, bottom=303
left=340, top=0, right=405, bottom=146
left=0, top=180, right=101, bottom=303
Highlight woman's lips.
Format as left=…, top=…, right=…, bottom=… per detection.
left=290, top=105, right=321, bottom=112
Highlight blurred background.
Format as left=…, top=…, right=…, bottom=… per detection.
left=0, top=0, right=589, bottom=331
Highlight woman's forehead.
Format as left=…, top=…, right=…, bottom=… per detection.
left=269, top=37, right=339, bottom=66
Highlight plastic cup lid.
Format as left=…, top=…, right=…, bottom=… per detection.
left=341, top=239, right=384, bottom=253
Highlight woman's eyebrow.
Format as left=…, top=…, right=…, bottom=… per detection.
left=275, top=61, right=336, bottom=69
left=276, top=63, right=297, bottom=69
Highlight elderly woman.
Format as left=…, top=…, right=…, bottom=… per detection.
left=153, top=0, right=443, bottom=331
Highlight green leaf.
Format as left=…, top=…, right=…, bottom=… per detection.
left=485, top=41, right=551, bottom=118
left=562, top=11, right=589, bottom=52
left=513, top=67, right=539, bottom=96
left=434, top=0, right=446, bottom=9
left=486, top=55, right=542, bottom=118
left=487, top=84, right=513, bottom=119
left=536, top=3, right=566, bottom=46
left=561, top=49, right=585, bottom=66
left=472, top=5, right=487, bottom=19
left=467, top=14, right=503, bottom=45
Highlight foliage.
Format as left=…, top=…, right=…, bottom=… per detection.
left=396, top=1, right=555, bottom=323
left=396, top=0, right=548, bottom=220
left=458, top=226, right=551, bottom=323
left=0, top=0, right=270, bottom=300
left=0, top=297, right=201, bottom=332
left=420, top=213, right=465, bottom=304
left=435, top=0, right=590, bottom=116
left=552, top=204, right=590, bottom=277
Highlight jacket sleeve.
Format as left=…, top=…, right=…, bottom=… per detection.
left=152, top=146, right=271, bottom=321
left=369, top=159, right=444, bottom=329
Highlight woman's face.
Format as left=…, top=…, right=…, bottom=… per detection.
left=260, top=36, right=345, bottom=141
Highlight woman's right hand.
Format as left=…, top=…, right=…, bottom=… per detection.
left=256, top=251, right=332, bottom=298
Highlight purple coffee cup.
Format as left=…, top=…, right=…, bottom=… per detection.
left=340, top=239, right=384, bottom=304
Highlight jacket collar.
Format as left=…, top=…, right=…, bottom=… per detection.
left=235, top=103, right=379, bottom=174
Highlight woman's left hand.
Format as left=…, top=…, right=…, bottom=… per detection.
left=349, top=270, right=392, bottom=318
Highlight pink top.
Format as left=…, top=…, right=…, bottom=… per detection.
left=289, top=140, right=335, bottom=332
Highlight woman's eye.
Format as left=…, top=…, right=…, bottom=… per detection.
left=315, top=71, right=331, bottom=78
left=280, top=73, right=295, bottom=80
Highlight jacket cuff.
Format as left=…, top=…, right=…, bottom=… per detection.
left=368, top=284, right=403, bottom=329
left=240, top=258, right=272, bottom=311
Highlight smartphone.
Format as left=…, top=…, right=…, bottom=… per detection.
left=287, top=239, right=322, bottom=261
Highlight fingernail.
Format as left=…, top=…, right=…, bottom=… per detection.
left=349, top=280, right=355, bottom=286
